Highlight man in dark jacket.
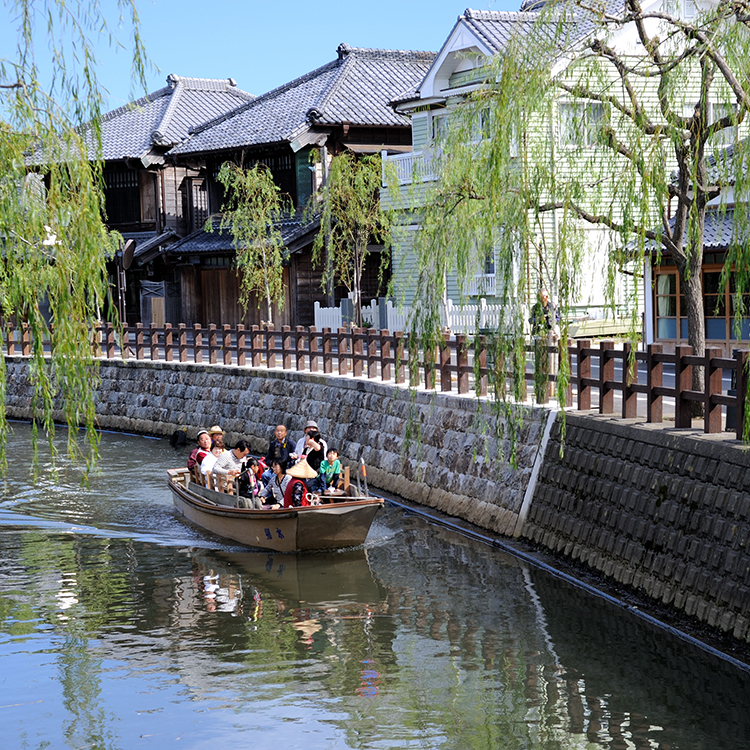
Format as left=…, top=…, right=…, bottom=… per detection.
left=262, top=425, right=293, bottom=484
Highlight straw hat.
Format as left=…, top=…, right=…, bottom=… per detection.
left=208, top=425, right=224, bottom=436
left=286, top=460, right=318, bottom=479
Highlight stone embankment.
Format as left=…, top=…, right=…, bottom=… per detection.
left=4, top=357, right=543, bottom=537
left=522, top=413, right=750, bottom=644
left=6, top=356, right=750, bottom=646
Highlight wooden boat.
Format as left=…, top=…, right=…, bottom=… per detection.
left=167, top=467, right=384, bottom=553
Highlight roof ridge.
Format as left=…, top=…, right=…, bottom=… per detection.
left=183, top=58, right=341, bottom=142
left=152, top=78, right=186, bottom=147
left=306, top=52, right=350, bottom=124
left=337, top=44, right=437, bottom=61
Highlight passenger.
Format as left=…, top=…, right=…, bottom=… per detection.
left=294, top=420, right=324, bottom=459
left=299, top=428, right=327, bottom=494
left=213, top=439, right=251, bottom=477
left=238, top=457, right=262, bottom=498
left=201, top=436, right=225, bottom=477
left=262, top=424, right=294, bottom=484
left=258, top=459, right=292, bottom=509
left=319, top=448, right=342, bottom=493
left=187, top=429, right=211, bottom=470
left=208, top=424, right=225, bottom=439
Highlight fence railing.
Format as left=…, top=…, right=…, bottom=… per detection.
left=314, top=298, right=509, bottom=335
left=5, top=321, right=750, bottom=439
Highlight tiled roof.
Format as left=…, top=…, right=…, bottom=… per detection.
left=461, top=9, right=546, bottom=54
left=88, top=75, right=253, bottom=161
left=165, top=215, right=320, bottom=255
left=171, top=45, right=435, bottom=156
left=645, top=208, right=739, bottom=253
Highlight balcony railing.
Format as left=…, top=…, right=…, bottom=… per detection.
left=382, top=150, right=438, bottom=186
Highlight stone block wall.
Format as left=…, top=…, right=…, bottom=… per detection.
left=521, top=413, right=750, bottom=643
left=4, top=357, right=544, bottom=536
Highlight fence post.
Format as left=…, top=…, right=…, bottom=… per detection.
left=735, top=350, right=748, bottom=441
left=456, top=334, right=469, bottom=394
left=193, top=324, right=203, bottom=363
left=280, top=326, right=291, bottom=370
left=622, top=341, right=637, bottom=418
left=577, top=340, right=591, bottom=410
left=164, top=323, right=174, bottom=362
left=178, top=324, right=187, bottom=362
left=394, top=331, right=405, bottom=384
left=6, top=323, right=15, bottom=356
left=424, top=338, right=436, bottom=391
left=599, top=340, right=615, bottom=414
left=380, top=329, right=391, bottom=381
left=647, top=343, right=663, bottom=423
left=106, top=322, right=116, bottom=359
left=296, top=326, right=306, bottom=371
left=338, top=328, right=349, bottom=376
left=206, top=324, right=217, bottom=364
left=309, top=326, right=319, bottom=373
left=266, top=325, right=276, bottom=369
left=236, top=324, right=246, bottom=367
left=440, top=333, right=452, bottom=392
left=365, top=329, right=377, bottom=378
left=149, top=324, right=160, bottom=361
left=250, top=326, right=261, bottom=367
left=20, top=323, right=31, bottom=356
left=476, top=335, right=488, bottom=397
left=223, top=325, right=233, bottom=366
left=121, top=325, right=130, bottom=360
left=323, top=328, right=332, bottom=374
left=353, top=328, right=364, bottom=377
left=564, top=340, right=574, bottom=407
left=135, top=323, right=145, bottom=360
left=674, top=345, right=693, bottom=428
left=704, top=347, right=722, bottom=433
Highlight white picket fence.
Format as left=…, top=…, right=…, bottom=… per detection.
left=314, top=298, right=507, bottom=334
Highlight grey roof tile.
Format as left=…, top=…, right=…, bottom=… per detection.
left=166, top=215, right=320, bottom=255
left=171, top=45, right=434, bottom=156
left=90, top=74, right=252, bottom=161
left=645, top=208, right=739, bottom=253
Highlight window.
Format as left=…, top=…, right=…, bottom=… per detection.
left=653, top=262, right=750, bottom=342
left=104, top=170, right=140, bottom=225
left=431, top=114, right=448, bottom=143
left=558, top=102, right=607, bottom=146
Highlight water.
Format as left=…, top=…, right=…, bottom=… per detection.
left=1, top=423, right=749, bottom=749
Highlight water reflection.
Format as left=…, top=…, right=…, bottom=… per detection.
left=0, top=424, right=749, bottom=749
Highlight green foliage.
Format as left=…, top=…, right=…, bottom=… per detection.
left=0, top=0, right=148, bottom=474
left=310, top=152, right=391, bottom=326
left=212, top=162, right=291, bottom=324
left=401, top=0, right=750, bottom=410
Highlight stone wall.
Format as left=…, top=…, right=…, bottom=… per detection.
left=521, top=413, right=750, bottom=643
left=4, top=357, right=544, bottom=536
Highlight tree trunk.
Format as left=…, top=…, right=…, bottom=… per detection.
left=677, top=263, right=706, bottom=405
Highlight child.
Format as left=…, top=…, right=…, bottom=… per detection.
left=319, top=448, right=341, bottom=492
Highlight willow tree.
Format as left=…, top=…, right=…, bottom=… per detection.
left=311, top=152, right=391, bottom=327
left=410, top=0, right=750, bottom=403
left=213, top=162, right=290, bottom=325
left=1, top=1, right=147, bottom=470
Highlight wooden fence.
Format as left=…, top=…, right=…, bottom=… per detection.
left=5, top=321, right=749, bottom=439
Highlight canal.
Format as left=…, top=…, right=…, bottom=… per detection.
left=1, top=423, right=749, bottom=749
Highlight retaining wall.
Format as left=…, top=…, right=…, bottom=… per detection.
left=4, top=357, right=543, bottom=536
left=521, top=413, right=750, bottom=644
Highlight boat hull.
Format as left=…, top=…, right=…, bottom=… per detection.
left=168, top=469, right=383, bottom=553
